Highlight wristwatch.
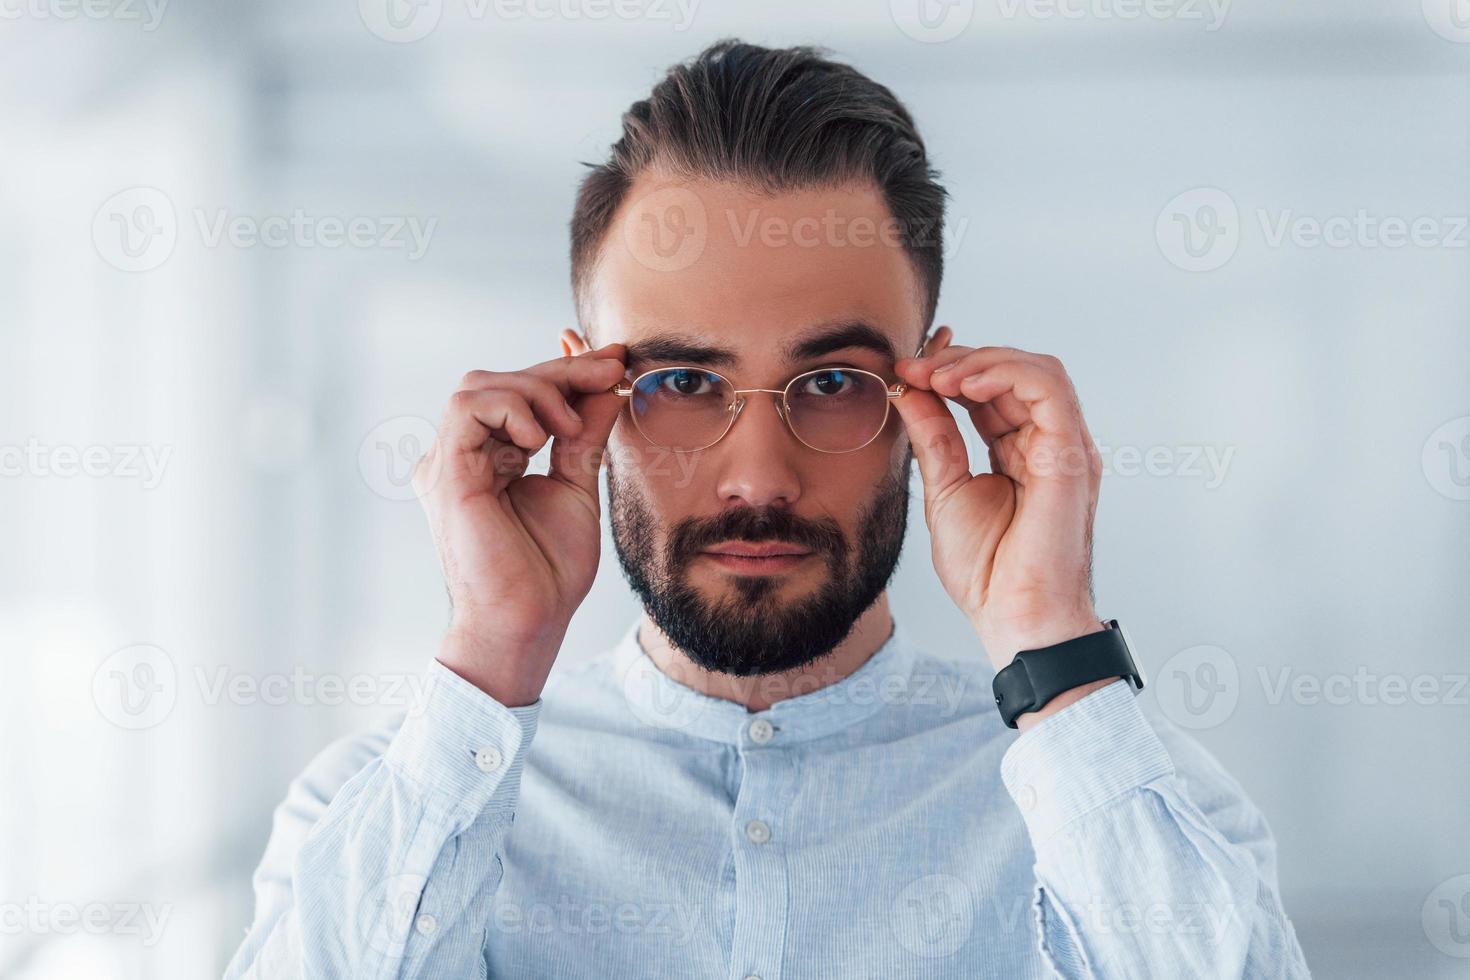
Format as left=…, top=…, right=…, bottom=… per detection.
left=991, top=620, right=1146, bottom=729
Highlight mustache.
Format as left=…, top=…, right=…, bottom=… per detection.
left=667, top=507, right=848, bottom=566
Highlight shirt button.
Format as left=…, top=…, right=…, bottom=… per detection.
left=748, top=719, right=774, bottom=744
left=414, top=913, right=437, bottom=936
left=745, top=819, right=771, bottom=845
left=743, top=975, right=762, bottom=980
left=474, top=746, right=503, bottom=773
left=1016, top=784, right=1038, bottom=812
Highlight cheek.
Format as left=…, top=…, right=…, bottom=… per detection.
left=610, top=441, right=709, bottom=519
left=801, top=450, right=901, bottom=518
left=879, top=412, right=915, bottom=472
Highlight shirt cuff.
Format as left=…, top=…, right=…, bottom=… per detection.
left=1000, top=679, right=1173, bottom=847
left=383, top=658, right=542, bottom=824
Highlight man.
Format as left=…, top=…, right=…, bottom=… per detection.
left=227, top=40, right=1310, bottom=979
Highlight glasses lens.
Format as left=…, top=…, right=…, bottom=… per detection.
left=629, top=368, right=735, bottom=451
left=785, top=369, right=890, bottom=452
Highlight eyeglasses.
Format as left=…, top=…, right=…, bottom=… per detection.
left=610, top=334, right=928, bottom=454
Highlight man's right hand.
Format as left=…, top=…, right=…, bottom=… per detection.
left=414, top=343, right=629, bottom=706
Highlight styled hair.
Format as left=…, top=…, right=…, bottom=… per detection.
left=570, top=39, right=947, bottom=330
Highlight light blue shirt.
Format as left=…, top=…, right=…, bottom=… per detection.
left=226, top=617, right=1310, bottom=978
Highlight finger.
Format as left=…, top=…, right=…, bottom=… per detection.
left=954, top=361, right=1080, bottom=442
left=913, top=324, right=953, bottom=359
left=440, top=388, right=550, bottom=456
left=896, top=343, right=974, bottom=387
left=524, top=344, right=629, bottom=394
left=927, top=350, right=1069, bottom=432
left=898, top=325, right=954, bottom=370
left=1075, top=404, right=1104, bottom=491
left=955, top=364, right=1095, bottom=496
left=891, top=385, right=971, bottom=505
left=548, top=380, right=623, bottom=496
left=982, top=427, right=1029, bottom=479
left=902, top=346, right=1031, bottom=431
left=924, top=347, right=1061, bottom=396
left=967, top=400, right=1014, bottom=446
left=547, top=344, right=630, bottom=495
left=455, top=370, right=587, bottom=438
left=459, top=346, right=629, bottom=401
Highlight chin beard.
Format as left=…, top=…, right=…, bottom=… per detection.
left=608, top=455, right=911, bottom=677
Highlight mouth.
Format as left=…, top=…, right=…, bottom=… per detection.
left=699, top=540, right=815, bottom=574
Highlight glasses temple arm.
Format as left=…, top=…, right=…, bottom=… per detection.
left=912, top=330, right=931, bottom=359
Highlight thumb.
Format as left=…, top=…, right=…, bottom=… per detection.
left=548, top=345, right=627, bottom=496
left=893, top=387, right=972, bottom=507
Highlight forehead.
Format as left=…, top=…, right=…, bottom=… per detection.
left=587, top=174, right=924, bottom=366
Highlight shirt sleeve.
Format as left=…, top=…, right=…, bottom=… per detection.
left=223, top=658, right=541, bottom=980
left=999, top=680, right=1312, bottom=979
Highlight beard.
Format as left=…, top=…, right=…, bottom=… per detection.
left=608, top=452, right=912, bottom=676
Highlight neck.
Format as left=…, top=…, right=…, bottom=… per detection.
left=636, top=593, right=895, bottom=712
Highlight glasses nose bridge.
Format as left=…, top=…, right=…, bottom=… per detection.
left=729, top=386, right=790, bottom=426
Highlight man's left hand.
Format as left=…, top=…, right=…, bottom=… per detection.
left=893, top=326, right=1107, bottom=680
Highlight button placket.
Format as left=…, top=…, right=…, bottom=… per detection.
left=729, top=740, right=796, bottom=980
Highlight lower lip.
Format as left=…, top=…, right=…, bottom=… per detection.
left=701, top=552, right=814, bottom=574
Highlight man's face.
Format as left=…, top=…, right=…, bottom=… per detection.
left=589, top=175, right=927, bottom=676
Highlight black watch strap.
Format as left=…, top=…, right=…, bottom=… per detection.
left=991, top=620, right=1144, bottom=729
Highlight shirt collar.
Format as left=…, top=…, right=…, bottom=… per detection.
left=612, top=614, right=918, bottom=746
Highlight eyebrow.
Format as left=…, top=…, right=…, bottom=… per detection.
left=623, top=322, right=899, bottom=371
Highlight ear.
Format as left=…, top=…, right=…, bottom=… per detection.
left=560, top=328, right=592, bottom=357
left=919, top=325, right=953, bottom=357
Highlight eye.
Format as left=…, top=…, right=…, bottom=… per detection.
left=655, top=368, right=719, bottom=397
left=795, top=369, right=858, bottom=397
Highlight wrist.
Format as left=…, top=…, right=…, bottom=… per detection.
left=1013, top=677, right=1117, bottom=732
left=437, top=624, right=561, bottom=707
left=989, top=616, right=1140, bottom=732
left=976, top=609, right=1105, bottom=671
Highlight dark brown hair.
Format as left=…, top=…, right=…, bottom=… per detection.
left=570, top=39, right=947, bottom=331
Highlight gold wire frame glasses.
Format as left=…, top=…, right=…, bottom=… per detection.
left=610, top=333, right=929, bottom=454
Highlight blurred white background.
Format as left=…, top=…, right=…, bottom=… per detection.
left=1, top=0, right=1468, bottom=977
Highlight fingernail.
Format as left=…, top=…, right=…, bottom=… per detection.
left=568, top=406, right=583, bottom=422
left=932, top=363, right=954, bottom=375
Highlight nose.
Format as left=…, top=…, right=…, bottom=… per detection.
left=713, top=392, right=803, bottom=509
